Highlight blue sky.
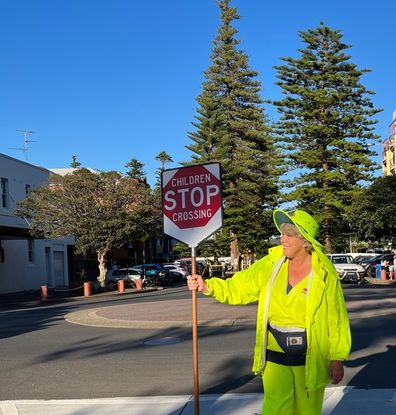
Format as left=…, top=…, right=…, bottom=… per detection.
left=0, top=0, right=393, bottom=186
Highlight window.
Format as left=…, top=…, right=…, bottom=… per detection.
left=28, top=239, right=35, bottom=263
left=25, top=184, right=31, bottom=195
left=1, top=178, right=8, bottom=208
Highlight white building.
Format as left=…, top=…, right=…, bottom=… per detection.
left=382, top=109, right=396, bottom=176
left=0, top=153, right=74, bottom=294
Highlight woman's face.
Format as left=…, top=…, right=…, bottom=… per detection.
left=280, top=226, right=308, bottom=259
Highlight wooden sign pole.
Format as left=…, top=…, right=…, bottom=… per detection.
left=191, top=245, right=199, bottom=415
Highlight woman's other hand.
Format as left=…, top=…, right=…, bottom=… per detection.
left=187, top=274, right=208, bottom=293
left=329, top=360, right=344, bottom=384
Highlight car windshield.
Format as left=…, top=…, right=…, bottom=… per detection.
left=331, top=256, right=354, bottom=264
left=355, top=254, right=377, bottom=263
left=367, top=255, right=387, bottom=264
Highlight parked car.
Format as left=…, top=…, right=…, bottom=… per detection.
left=163, top=264, right=188, bottom=281
left=327, top=254, right=365, bottom=284
left=347, top=252, right=375, bottom=259
left=105, top=268, right=142, bottom=286
left=131, top=264, right=173, bottom=286
left=174, top=259, right=191, bottom=273
left=174, top=259, right=208, bottom=276
left=364, top=254, right=394, bottom=278
left=354, top=254, right=380, bottom=267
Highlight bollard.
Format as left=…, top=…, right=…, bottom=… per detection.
left=83, top=281, right=92, bottom=297
left=135, top=277, right=143, bottom=291
left=118, top=279, right=125, bottom=294
left=40, top=285, right=48, bottom=301
left=376, top=264, right=382, bottom=279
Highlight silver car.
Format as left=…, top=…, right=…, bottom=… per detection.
left=327, top=254, right=366, bottom=284
left=105, top=268, right=142, bottom=286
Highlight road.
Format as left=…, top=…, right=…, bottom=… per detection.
left=0, top=284, right=395, bottom=400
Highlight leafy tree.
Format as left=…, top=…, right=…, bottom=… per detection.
left=273, top=23, right=382, bottom=252
left=70, top=155, right=81, bottom=168
left=197, top=231, right=231, bottom=258
left=125, top=158, right=146, bottom=180
left=172, top=242, right=191, bottom=259
left=351, top=176, right=396, bottom=245
left=15, top=169, right=159, bottom=286
left=185, top=0, right=281, bottom=268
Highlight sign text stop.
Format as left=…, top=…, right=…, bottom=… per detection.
left=162, top=163, right=223, bottom=247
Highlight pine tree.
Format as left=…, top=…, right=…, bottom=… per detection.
left=154, top=150, right=173, bottom=187
left=186, top=0, right=281, bottom=268
left=273, top=23, right=382, bottom=252
left=155, top=151, right=173, bottom=170
left=70, top=155, right=81, bottom=168
left=125, top=158, right=146, bottom=180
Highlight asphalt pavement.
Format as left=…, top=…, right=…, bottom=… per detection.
left=1, top=283, right=395, bottom=414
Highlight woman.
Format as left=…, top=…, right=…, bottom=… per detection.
left=381, top=257, right=390, bottom=279
left=187, top=209, right=351, bottom=415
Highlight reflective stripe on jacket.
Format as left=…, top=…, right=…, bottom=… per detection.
left=205, top=245, right=351, bottom=392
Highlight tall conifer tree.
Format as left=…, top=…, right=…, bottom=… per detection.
left=273, top=23, right=381, bottom=252
left=125, top=158, right=146, bottom=180
left=186, top=0, right=280, bottom=266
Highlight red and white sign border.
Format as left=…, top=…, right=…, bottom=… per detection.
left=161, top=163, right=223, bottom=247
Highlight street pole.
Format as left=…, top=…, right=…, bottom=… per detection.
left=191, top=245, right=199, bottom=415
left=161, top=163, right=223, bottom=415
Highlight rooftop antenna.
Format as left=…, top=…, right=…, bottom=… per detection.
left=9, top=129, right=37, bottom=160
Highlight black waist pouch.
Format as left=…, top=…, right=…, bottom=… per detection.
left=268, top=323, right=307, bottom=355
left=266, top=349, right=306, bottom=366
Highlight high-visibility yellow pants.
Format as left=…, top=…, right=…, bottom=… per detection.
left=262, top=361, right=325, bottom=415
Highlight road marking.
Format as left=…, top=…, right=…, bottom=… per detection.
left=322, top=386, right=351, bottom=415
left=0, top=403, right=19, bottom=415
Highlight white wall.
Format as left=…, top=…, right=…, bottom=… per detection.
left=0, top=153, right=74, bottom=294
left=0, top=238, right=74, bottom=293
left=0, top=154, right=49, bottom=228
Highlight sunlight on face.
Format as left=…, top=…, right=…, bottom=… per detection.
left=280, top=223, right=302, bottom=239
left=280, top=223, right=310, bottom=258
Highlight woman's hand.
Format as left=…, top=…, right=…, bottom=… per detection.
left=187, top=274, right=208, bottom=293
left=329, top=360, right=344, bottom=384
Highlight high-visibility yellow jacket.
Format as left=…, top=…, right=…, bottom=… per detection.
left=205, top=245, right=351, bottom=392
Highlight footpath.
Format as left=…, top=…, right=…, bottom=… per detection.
left=0, top=284, right=395, bottom=415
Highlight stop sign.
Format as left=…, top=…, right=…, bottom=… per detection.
left=162, top=163, right=223, bottom=247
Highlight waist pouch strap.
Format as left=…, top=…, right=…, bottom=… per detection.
left=268, top=324, right=307, bottom=355
left=266, top=349, right=306, bottom=366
